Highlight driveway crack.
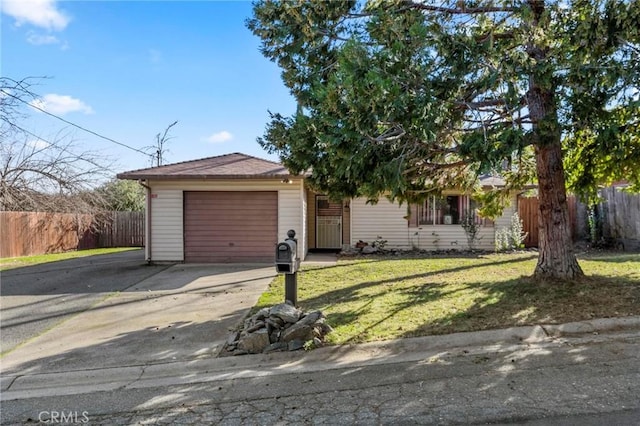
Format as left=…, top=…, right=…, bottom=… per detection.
left=4, top=374, right=22, bottom=391
left=121, top=365, right=147, bottom=389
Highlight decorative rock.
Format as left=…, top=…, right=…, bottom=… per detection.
left=298, top=311, right=323, bottom=327
left=287, top=340, right=305, bottom=351
left=267, top=316, right=285, bottom=328
left=246, top=321, right=265, bottom=333
left=253, top=307, right=270, bottom=321
left=269, top=303, right=302, bottom=324
left=263, top=342, right=287, bottom=353
left=226, top=331, right=239, bottom=346
left=282, top=324, right=315, bottom=343
left=318, top=322, right=334, bottom=335
left=224, top=304, right=332, bottom=356
left=361, top=245, right=378, bottom=254
left=267, top=325, right=279, bottom=344
left=237, top=328, right=270, bottom=354
left=266, top=315, right=284, bottom=328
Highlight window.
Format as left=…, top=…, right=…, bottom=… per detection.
left=417, top=195, right=492, bottom=226
left=316, top=196, right=342, bottom=216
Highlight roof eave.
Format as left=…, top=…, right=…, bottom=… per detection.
left=116, top=174, right=302, bottom=181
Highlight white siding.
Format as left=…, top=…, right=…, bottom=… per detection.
left=300, top=181, right=308, bottom=258
left=350, top=193, right=519, bottom=251
left=147, top=179, right=305, bottom=262
left=351, top=198, right=411, bottom=249
left=409, top=193, right=518, bottom=251
left=149, top=188, right=184, bottom=261
left=409, top=225, right=494, bottom=251
left=494, top=193, right=518, bottom=229
left=279, top=188, right=304, bottom=259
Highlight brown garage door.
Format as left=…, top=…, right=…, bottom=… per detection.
left=184, top=191, right=277, bottom=263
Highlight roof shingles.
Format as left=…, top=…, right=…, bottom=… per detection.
left=117, top=153, right=291, bottom=180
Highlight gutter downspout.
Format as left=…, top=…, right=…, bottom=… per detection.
left=138, top=179, right=152, bottom=264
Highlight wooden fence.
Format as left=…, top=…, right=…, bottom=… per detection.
left=97, top=211, right=145, bottom=248
left=518, top=188, right=640, bottom=249
left=0, top=212, right=96, bottom=258
left=596, top=187, right=640, bottom=250
left=0, top=211, right=144, bottom=258
left=518, top=196, right=578, bottom=248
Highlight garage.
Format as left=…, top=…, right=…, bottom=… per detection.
left=117, top=153, right=305, bottom=263
left=184, top=191, right=278, bottom=263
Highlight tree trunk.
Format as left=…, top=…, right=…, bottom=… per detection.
left=534, top=142, right=584, bottom=280
left=528, top=85, right=584, bottom=280
left=526, top=0, right=584, bottom=280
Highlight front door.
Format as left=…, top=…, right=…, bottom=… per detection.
left=316, top=195, right=342, bottom=249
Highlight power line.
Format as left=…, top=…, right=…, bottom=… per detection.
left=1, top=89, right=151, bottom=157
left=7, top=123, right=107, bottom=168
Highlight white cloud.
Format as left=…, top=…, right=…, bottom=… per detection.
left=1, top=0, right=70, bottom=31
left=27, top=138, right=51, bottom=149
left=26, top=31, right=60, bottom=45
left=30, top=94, right=94, bottom=115
left=204, top=130, right=233, bottom=144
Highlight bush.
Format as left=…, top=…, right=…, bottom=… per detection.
left=460, top=212, right=482, bottom=250
left=372, top=235, right=388, bottom=251
left=495, top=212, right=527, bottom=251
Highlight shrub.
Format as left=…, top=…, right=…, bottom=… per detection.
left=460, top=212, right=483, bottom=250
left=495, top=212, right=527, bottom=251
left=372, top=235, right=388, bottom=251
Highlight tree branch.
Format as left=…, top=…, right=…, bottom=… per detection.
left=405, top=1, right=517, bottom=15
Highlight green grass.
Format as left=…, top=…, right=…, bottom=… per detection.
left=0, top=247, right=140, bottom=271
left=254, top=252, right=640, bottom=344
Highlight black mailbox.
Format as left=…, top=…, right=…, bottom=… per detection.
left=275, top=240, right=297, bottom=274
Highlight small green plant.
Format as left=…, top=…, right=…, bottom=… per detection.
left=372, top=235, right=388, bottom=251
left=495, top=230, right=509, bottom=252
left=460, top=212, right=483, bottom=250
left=587, top=205, right=605, bottom=246
left=303, top=339, right=315, bottom=351
left=588, top=208, right=597, bottom=243
left=495, top=212, right=527, bottom=251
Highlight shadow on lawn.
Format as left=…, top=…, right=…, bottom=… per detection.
left=301, top=251, right=510, bottom=272
left=578, top=252, right=640, bottom=263
left=300, top=254, right=537, bottom=309
left=301, top=256, right=640, bottom=344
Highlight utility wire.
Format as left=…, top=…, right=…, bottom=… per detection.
left=1, top=89, right=151, bottom=157
left=8, top=123, right=108, bottom=169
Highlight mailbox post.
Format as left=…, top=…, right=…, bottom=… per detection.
left=275, top=229, right=300, bottom=306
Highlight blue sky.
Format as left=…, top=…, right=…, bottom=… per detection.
left=1, top=0, right=295, bottom=175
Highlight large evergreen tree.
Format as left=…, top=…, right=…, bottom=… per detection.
left=248, top=0, right=639, bottom=280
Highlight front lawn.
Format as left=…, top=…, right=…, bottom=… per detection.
left=254, top=252, right=640, bottom=344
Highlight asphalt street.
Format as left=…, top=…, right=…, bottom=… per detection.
left=0, top=249, right=170, bottom=353
left=2, top=327, right=639, bottom=425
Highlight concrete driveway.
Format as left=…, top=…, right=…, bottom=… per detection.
left=0, top=249, right=170, bottom=354
left=0, top=257, right=276, bottom=376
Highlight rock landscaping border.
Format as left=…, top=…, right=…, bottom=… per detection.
left=221, top=303, right=333, bottom=356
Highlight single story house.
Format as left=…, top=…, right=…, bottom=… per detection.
left=117, top=152, right=518, bottom=263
